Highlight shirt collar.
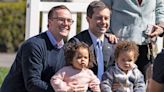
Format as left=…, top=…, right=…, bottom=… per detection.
left=88, top=30, right=104, bottom=47
left=46, top=31, right=64, bottom=48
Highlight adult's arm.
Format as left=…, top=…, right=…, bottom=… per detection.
left=21, top=42, right=53, bottom=92
left=149, top=79, right=164, bottom=92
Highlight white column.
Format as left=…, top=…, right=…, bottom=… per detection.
left=25, top=0, right=40, bottom=40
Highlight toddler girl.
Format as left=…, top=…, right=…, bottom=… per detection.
left=51, top=42, right=100, bottom=92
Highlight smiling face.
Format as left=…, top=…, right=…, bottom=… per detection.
left=72, top=47, right=89, bottom=70
left=87, top=8, right=110, bottom=37
left=87, top=7, right=110, bottom=38
left=116, top=51, right=136, bottom=73
left=48, top=8, right=73, bottom=41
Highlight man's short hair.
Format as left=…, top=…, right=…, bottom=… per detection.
left=87, top=1, right=109, bottom=18
left=48, top=5, right=71, bottom=19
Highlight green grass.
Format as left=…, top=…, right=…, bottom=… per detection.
left=0, top=67, right=9, bottom=87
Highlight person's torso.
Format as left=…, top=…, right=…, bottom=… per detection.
left=110, top=0, right=157, bottom=45
left=108, top=64, right=142, bottom=92
left=0, top=32, right=65, bottom=92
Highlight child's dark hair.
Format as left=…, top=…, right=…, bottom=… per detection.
left=64, top=42, right=95, bottom=68
left=114, top=40, right=139, bottom=61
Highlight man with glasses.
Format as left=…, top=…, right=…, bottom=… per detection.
left=0, top=5, right=84, bottom=92
left=69, top=1, right=115, bottom=81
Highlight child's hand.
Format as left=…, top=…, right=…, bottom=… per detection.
left=112, top=82, right=121, bottom=91
left=89, top=83, right=100, bottom=92
left=67, top=81, right=86, bottom=92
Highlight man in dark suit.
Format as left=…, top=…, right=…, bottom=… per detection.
left=0, top=5, right=84, bottom=92
left=69, top=1, right=114, bottom=80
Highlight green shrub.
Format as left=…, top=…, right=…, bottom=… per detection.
left=0, top=67, right=9, bottom=87
left=0, top=1, right=26, bottom=52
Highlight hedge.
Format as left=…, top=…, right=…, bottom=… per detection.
left=0, top=1, right=25, bottom=52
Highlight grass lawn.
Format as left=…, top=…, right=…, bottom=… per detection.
left=0, top=67, right=9, bottom=87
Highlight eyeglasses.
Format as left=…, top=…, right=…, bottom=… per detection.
left=52, top=17, right=74, bottom=25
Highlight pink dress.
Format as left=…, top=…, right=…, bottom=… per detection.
left=51, top=66, right=100, bottom=92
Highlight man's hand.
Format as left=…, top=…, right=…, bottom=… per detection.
left=105, top=33, right=118, bottom=44
left=148, top=25, right=163, bottom=37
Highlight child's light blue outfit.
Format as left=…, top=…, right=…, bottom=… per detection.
left=100, top=63, right=145, bottom=92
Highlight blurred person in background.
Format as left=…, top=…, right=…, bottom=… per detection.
left=101, top=0, right=164, bottom=79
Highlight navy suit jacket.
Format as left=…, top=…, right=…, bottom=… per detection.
left=68, top=30, right=114, bottom=75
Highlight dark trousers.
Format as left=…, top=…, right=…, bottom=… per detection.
left=136, top=45, right=150, bottom=80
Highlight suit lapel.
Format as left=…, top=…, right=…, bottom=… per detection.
left=84, top=30, right=97, bottom=65
left=102, top=37, right=115, bottom=70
